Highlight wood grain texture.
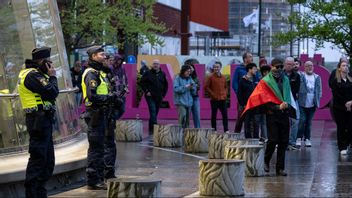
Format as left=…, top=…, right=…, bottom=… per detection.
left=153, top=124, right=183, bottom=147
left=184, top=128, right=215, bottom=153
left=115, top=120, right=143, bottom=142
left=199, top=159, right=245, bottom=196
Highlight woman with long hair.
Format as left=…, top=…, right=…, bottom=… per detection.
left=330, top=60, right=352, bottom=155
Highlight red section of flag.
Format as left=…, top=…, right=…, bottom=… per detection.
left=242, top=80, right=282, bottom=116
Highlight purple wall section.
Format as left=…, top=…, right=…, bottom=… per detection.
left=121, top=55, right=333, bottom=120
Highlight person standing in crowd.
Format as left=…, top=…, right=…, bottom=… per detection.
left=293, top=58, right=301, bottom=72
left=284, top=57, right=301, bottom=151
left=140, top=60, right=149, bottom=75
left=81, top=46, right=117, bottom=190
left=204, top=61, right=229, bottom=132
left=330, top=60, right=352, bottom=155
left=185, top=60, right=201, bottom=128
left=18, top=47, right=59, bottom=197
left=70, top=60, right=83, bottom=105
left=237, top=63, right=259, bottom=138
left=110, top=54, right=129, bottom=120
left=141, top=59, right=168, bottom=135
left=296, top=61, right=322, bottom=148
left=257, top=64, right=271, bottom=143
left=173, top=65, right=196, bottom=128
left=242, top=58, right=295, bottom=176
left=232, top=52, right=258, bottom=133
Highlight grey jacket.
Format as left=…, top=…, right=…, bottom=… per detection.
left=298, top=72, right=322, bottom=108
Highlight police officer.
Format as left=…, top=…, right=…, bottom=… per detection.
left=81, top=46, right=116, bottom=190
left=18, top=47, right=59, bottom=197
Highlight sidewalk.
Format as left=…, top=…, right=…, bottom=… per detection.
left=51, top=120, right=352, bottom=197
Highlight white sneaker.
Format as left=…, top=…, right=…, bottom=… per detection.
left=296, top=139, right=301, bottom=147
left=305, top=139, right=312, bottom=147
left=340, top=150, right=348, bottom=155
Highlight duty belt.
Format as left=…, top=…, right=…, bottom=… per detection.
left=24, top=104, right=56, bottom=113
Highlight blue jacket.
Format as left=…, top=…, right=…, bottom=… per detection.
left=173, top=75, right=196, bottom=107
left=298, top=72, right=322, bottom=108
left=232, top=64, right=259, bottom=95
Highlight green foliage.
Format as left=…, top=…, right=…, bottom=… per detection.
left=273, top=0, right=352, bottom=59
left=60, top=0, right=167, bottom=52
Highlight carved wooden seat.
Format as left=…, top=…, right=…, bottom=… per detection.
left=107, top=176, right=161, bottom=197
left=153, top=124, right=183, bottom=147
left=184, top=128, right=215, bottom=153
left=224, top=145, right=265, bottom=177
left=115, top=120, right=143, bottom=142
left=199, top=159, right=245, bottom=196
left=208, top=133, right=244, bottom=159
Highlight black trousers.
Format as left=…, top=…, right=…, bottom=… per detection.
left=210, top=100, right=228, bottom=132
left=85, top=109, right=116, bottom=186
left=24, top=112, right=54, bottom=198
left=244, top=111, right=259, bottom=138
left=333, top=108, right=352, bottom=151
left=264, top=113, right=289, bottom=171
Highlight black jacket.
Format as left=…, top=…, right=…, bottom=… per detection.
left=24, top=59, right=59, bottom=102
left=286, top=71, right=300, bottom=100
left=140, top=69, right=168, bottom=103
left=70, top=67, right=82, bottom=92
left=331, top=78, right=352, bottom=111
left=237, top=76, right=257, bottom=106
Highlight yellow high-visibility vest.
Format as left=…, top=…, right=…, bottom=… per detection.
left=17, top=68, right=53, bottom=113
left=81, top=67, right=108, bottom=106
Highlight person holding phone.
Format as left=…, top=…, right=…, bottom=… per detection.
left=18, top=47, right=59, bottom=197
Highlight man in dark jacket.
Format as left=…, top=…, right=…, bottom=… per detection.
left=284, top=57, right=301, bottom=150
left=140, top=59, right=168, bottom=135
left=70, top=61, right=83, bottom=105
left=237, top=63, right=259, bottom=138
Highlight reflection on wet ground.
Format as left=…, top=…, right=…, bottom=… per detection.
left=52, top=120, right=352, bottom=197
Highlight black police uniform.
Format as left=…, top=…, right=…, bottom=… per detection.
left=20, top=56, right=59, bottom=197
left=83, top=60, right=116, bottom=188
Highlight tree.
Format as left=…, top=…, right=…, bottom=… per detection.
left=59, top=0, right=166, bottom=55
left=273, top=0, right=352, bottom=62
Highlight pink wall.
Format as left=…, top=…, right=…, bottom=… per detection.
left=121, top=55, right=333, bottom=120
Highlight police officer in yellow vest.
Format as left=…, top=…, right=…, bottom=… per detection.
left=82, top=46, right=116, bottom=190
left=18, top=47, right=59, bottom=198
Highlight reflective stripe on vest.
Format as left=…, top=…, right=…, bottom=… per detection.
left=18, top=68, right=52, bottom=112
left=81, top=67, right=109, bottom=106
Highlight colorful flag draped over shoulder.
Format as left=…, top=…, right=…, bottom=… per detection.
left=242, top=72, right=292, bottom=116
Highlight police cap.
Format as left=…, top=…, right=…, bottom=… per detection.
left=32, top=47, right=51, bottom=60
left=87, top=46, right=104, bottom=58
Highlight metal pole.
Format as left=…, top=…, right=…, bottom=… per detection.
left=258, top=0, right=262, bottom=56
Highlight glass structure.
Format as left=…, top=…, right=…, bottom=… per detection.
left=0, top=0, right=81, bottom=152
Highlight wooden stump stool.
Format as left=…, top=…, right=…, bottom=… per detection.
left=224, top=145, right=265, bottom=177
left=223, top=138, right=260, bottom=150
left=107, top=176, right=161, bottom=198
left=153, top=124, right=183, bottom=147
left=199, top=159, right=245, bottom=196
left=115, top=120, right=143, bottom=142
left=184, top=128, right=215, bottom=153
left=208, top=133, right=243, bottom=159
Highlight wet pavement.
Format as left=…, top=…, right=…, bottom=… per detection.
left=51, top=120, right=352, bottom=197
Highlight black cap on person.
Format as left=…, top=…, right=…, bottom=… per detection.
left=87, top=45, right=104, bottom=58
left=32, top=47, right=51, bottom=60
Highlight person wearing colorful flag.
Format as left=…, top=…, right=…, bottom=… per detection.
left=242, top=58, right=296, bottom=176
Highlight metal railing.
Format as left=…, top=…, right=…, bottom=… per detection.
left=0, top=87, right=79, bottom=98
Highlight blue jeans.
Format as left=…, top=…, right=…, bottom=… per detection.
left=191, top=96, right=201, bottom=128
left=297, top=106, right=316, bottom=140
left=146, top=96, right=160, bottom=134
left=177, top=105, right=190, bottom=128
left=256, top=114, right=267, bottom=139
left=289, top=100, right=300, bottom=145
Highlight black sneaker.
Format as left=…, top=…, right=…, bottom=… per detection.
left=276, top=169, right=287, bottom=176
left=264, top=162, right=270, bottom=172
left=87, top=182, right=107, bottom=190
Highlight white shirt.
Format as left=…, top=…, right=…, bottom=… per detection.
left=304, top=73, right=315, bottom=108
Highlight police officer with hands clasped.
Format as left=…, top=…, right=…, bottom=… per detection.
left=18, top=47, right=59, bottom=198
left=81, top=46, right=118, bottom=190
